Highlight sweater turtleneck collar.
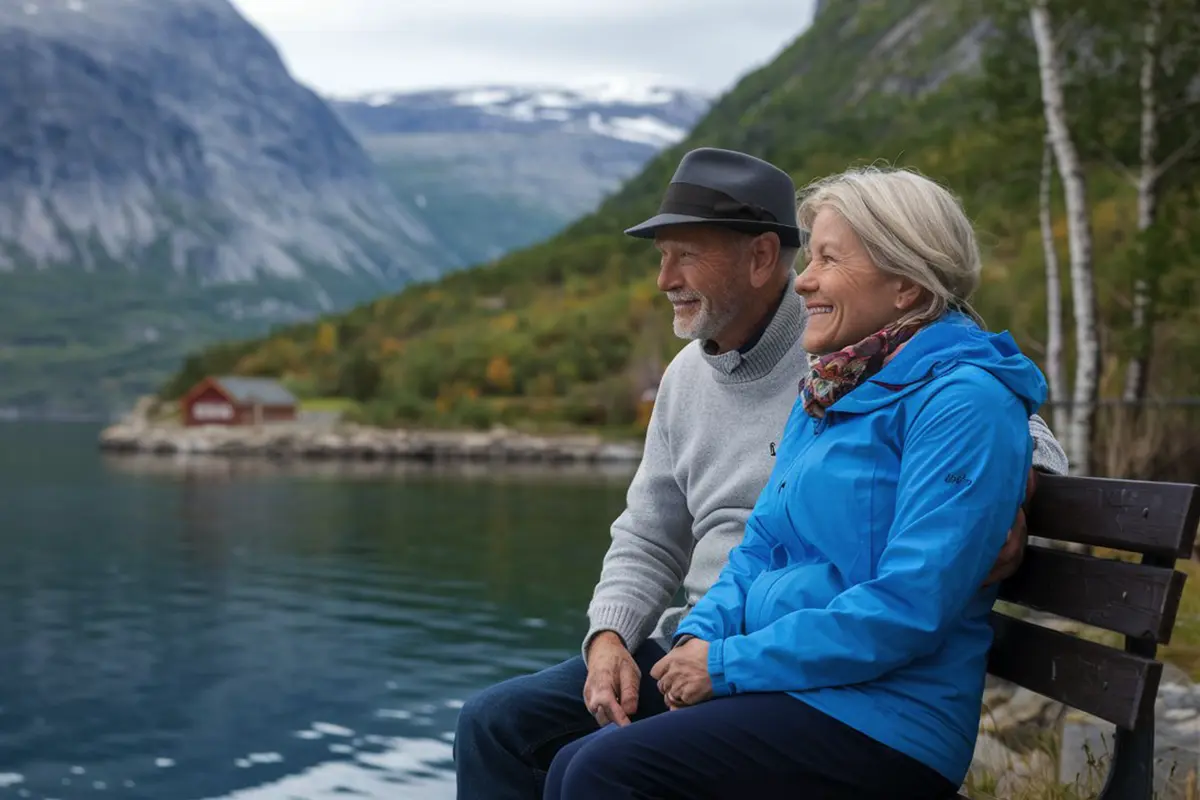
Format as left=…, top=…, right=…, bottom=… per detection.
left=699, top=275, right=805, bottom=384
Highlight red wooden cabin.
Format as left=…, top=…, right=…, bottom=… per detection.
left=180, top=376, right=298, bottom=427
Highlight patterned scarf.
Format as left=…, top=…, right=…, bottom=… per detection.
left=799, top=324, right=921, bottom=419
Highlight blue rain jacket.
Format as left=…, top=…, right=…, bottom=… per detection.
left=674, top=311, right=1047, bottom=785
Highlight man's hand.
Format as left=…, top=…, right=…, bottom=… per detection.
left=650, top=638, right=713, bottom=710
left=583, top=632, right=640, bottom=727
left=983, top=467, right=1038, bottom=587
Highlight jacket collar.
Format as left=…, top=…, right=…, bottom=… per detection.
left=827, top=313, right=1011, bottom=414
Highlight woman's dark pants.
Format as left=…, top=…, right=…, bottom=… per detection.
left=543, top=692, right=958, bottom=800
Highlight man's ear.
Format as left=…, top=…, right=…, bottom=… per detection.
left=748, top=233, right=781, bottom=289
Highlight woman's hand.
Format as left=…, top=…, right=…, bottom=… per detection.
left=650, top=638, right=713, bottom=709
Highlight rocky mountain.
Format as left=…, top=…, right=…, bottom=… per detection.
left=0, top=0, right=448, bottom=414
left=329, top=84, right=711, bottom=265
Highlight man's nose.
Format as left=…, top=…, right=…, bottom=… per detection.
left=657, top=257, right=680, bottom=292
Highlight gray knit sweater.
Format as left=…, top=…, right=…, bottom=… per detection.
left=583, top=283, right=1070, bottom=656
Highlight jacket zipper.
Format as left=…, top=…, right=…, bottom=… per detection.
left=776, top=416, right=825, bottom=494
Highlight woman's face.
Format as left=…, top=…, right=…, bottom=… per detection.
left=794, top=208, right=919, bottom=355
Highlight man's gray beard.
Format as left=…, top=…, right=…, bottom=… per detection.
left=672, top=297, right=738, bottom=342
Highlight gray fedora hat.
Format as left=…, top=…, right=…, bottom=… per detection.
left=624, top=147, right=802, bottom=247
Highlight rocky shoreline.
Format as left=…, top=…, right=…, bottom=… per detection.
left=97, top=415, right=645, bottom=465
left=963, top=612, right=1200, bottom=798
left=968, top=662, right=1200, bottom=798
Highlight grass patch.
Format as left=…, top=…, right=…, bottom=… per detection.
left=299, top=397, right=361, bottom=414
left=1161, top=558, right=1200, bottom=680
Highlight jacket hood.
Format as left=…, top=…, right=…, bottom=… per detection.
left=829, top=311, right=1048, bottom=417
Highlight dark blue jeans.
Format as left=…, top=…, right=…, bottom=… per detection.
left=453, top=641, right=670, bottom=800
left=544, top=693, right=959, bottom=800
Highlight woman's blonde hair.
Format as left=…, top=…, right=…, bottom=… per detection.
left=796, top=165, right=985, bottom=329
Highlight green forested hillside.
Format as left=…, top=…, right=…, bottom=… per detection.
left=161, top=0, right=1200, bottom=442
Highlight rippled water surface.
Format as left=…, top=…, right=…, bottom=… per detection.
left=0, top=423, right=631, bottom=799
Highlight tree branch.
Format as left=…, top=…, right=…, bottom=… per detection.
left=1102, top=149, right=1140, bottom=187
left=1158, top=96, right=1199, bottom=123
left=1154, top=129, right=1200, bottom=180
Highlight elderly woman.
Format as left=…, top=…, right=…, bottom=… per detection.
left=543, top=166, right=1048, bottom=800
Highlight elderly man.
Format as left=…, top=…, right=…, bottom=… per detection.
left=453, top=147, right=1068, bottom=800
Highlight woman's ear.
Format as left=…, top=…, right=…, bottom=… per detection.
left=893, top=277, right=925, bottom=311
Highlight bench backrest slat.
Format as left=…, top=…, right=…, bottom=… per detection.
left=996, top=545, right=1187, bottom=643
left=986, top=613, right=1162, bottom=731
left=1026, top=474, right=1200, bottom=558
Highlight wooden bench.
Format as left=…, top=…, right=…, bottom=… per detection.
left=961, top=474, right=1200, bottom=799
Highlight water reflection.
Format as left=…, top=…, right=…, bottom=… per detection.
left=211, top=733, right=455, bottom=800
left=0, top=424, right=630, bottom=799
left=101, top=451, right=639, bottom=485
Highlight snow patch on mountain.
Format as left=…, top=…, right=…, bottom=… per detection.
left=330, top=80, right=710, bottom=147
left=585, top=113, right=687, bottom=147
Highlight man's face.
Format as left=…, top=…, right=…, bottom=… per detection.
left=653, top=225, right=753, bottom=342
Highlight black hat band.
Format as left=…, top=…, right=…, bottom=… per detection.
left=659, top=182, right=781, bottom=224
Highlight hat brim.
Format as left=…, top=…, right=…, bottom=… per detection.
left=624, top=213, right=803, bottom=248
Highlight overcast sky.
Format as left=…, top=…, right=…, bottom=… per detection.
left=230, top=0, right=817, bottom=97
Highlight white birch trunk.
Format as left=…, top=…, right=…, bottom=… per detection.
left=1030, top=0, right=1099, bottom=476
left=1039, top=133, right=1067, bottom=436
left=1123, top=0, right=1163, bottom=404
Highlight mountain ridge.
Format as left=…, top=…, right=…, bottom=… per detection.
left=0, top=0, right=452, bottom=413
left=332, top=82, right=710, bottom=147
left=0, top=0, right=443, bottom=285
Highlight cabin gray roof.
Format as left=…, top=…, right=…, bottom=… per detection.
left=215, top=376, right=297, bottom=406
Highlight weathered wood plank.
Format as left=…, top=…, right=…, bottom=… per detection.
left=1028, top=475, right=1200, bottom=558
left=987, top=613, right=1161, bottom=731
left=998, top=546, right=1187, bottom=643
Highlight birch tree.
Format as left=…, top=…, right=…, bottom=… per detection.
left=1030, top=0, right=1099, bottom=475
left=1054, top=0, right=1200, bottom=405
left=1122, top=0, right=1163, bottom=404
left=1120, top=0, right=1200, bottom=403
left=1038, top=132, right=1066, bottom=434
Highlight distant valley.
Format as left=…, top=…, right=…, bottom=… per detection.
left=330, top=84, right=710, bottom=265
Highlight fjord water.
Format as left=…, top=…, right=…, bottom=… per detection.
left=0, top=423, right=631, bottom=799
